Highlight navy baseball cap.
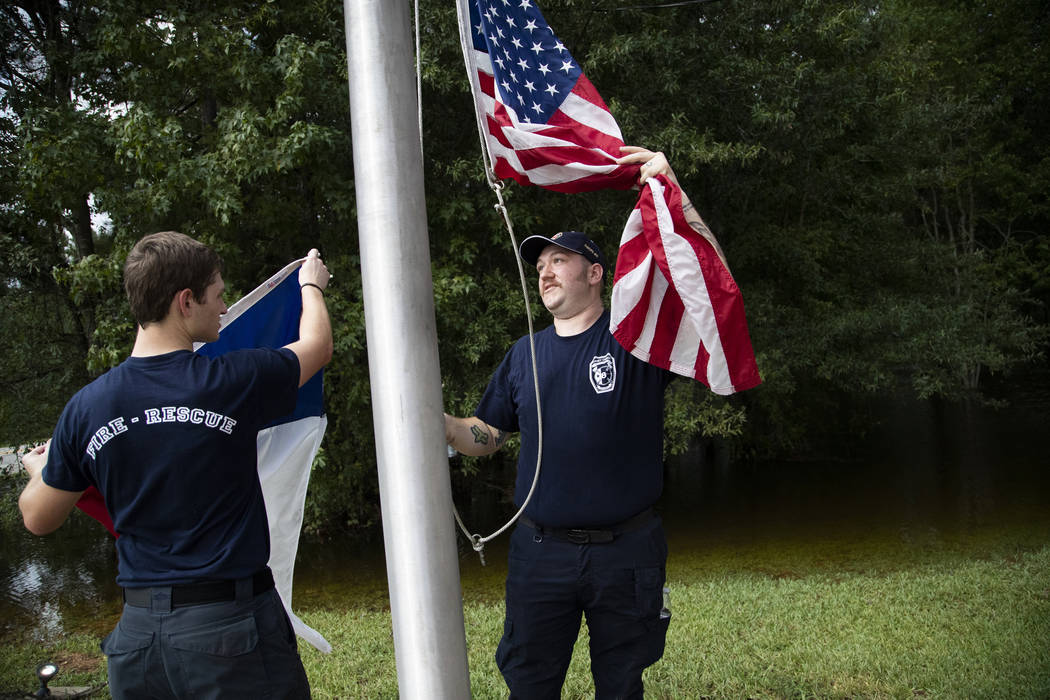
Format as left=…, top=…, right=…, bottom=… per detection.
left=518, top=231, right=606, bottom=271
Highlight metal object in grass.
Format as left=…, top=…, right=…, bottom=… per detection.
left=0, top=661, right=106, bottom=699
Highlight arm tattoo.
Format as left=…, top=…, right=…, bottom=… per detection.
left=494, top=429, right=509, bottom=447
left=689, top=219, right=712, bottom=237
left=682, top=201, right=696, bottom=213
left=470, top=424, right=489, bottom=445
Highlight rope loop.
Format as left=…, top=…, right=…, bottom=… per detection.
left=471, top=534, right=487, bottom=566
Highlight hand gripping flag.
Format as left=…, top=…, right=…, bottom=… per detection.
left=457, top=0, right=761, bottom=392
left=457, top=0, right=638, bottom=192
left=74, top=259, right=332, bottom=653
left=611, top=175, right=761, bottom=393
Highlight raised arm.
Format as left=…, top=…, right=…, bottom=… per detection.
left=284, top=248, right=334, bottom=387
left=617, top=146, right=730, bottom=270
left=19, top=441, right=84, bottom=535
left=445, top=413, right=511, bottom=457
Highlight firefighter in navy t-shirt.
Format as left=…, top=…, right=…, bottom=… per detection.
left=19, top=231, right=332, bottom=699
left=445, top=148, right=715, bottom=699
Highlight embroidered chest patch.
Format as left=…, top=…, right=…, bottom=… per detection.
left=589, top=353, right=616, bottom=394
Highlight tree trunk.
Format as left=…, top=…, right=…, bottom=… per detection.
left=72, top=194, right=95, bottom=259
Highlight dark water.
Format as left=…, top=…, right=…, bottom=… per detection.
left=3, top=388, right=1049, bottom=643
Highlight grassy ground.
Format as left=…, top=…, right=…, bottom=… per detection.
left=2, top=536, right=1048, bottom=699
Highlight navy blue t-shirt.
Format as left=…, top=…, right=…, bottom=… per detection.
left=43, top=348, right=300, bottom=587
left=476, top=310, right=672, bottom=528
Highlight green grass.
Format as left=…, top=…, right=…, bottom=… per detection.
left=3, top=538, right=1049, bottom=699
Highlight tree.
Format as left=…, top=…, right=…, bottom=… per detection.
left=2, top=0, right=1046, bottom=530
left=0, top=1, right=113, bottom=440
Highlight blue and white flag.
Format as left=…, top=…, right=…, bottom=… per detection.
left=197, top=258, right=331, bottom=653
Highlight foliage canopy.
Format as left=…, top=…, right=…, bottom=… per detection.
left=1, top=0, right=1046, bottom=531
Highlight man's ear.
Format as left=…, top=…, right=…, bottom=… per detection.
left=590, top=263, right=604, bottom=284
left=174, top=288, right=195, bottom=317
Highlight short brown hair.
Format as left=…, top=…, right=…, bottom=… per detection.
left=124, top=231, right=224, bottom=326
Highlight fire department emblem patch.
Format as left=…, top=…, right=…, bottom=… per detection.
left=589, top=353, right=616, bottom=394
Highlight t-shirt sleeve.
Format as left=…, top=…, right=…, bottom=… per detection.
left=42, top=402, right=92, bottom=493
left=474, top=350, right=519, bottom=433
left=246, top=347, right=301, bottom=425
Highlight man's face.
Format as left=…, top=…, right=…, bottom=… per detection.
left=535, top=244, right=598, bottom=316
left=189, top=273, right=228, bottom=343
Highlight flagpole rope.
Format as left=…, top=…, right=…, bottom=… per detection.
left=450, top=181, right=545, bottom=563
left=414, top=0, right=423, bottom=160
left=448, top=0, right=545, bottom=565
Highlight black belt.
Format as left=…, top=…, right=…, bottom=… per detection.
left=122, top=568, right=275, bottom=609
left=519, top=508, right=656, bottom=544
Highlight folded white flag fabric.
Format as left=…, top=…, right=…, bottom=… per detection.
left=196, top=258, right=332, bottom=653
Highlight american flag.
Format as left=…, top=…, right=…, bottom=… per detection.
left=457, top=0, right=760, bottom=393
left=458, top=0, right=637, bottom=191
left=610, top=175, right=761, bottom=394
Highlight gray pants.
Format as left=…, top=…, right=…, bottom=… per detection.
left=101, top=585, right=310, bottom=699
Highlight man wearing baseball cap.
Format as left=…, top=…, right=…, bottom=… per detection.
left=445, top=147, right=708, bottom=698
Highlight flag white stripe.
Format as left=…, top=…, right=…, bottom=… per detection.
left=635, top=268, right=669, bottom=357
left=668, top=313, right=702, bottom=376
left=609, top=210, right=647, bottom=333
left=488, top=142, right=620, bottom=185
left=496, top=124, right=615, bottom=156
left=559, top=91, right=623, bottom=138
left=649, top=180, right=733, bottom=392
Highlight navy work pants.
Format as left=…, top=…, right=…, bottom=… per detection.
left=495, top=516, right=670, bottom=699
left=101, top=583, right=310, bottom=699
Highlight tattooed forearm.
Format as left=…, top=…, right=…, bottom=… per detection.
left=688, top=219, right=712, bottom=236
left=680, top=191, right=729, bottom=268
left=470, top=424, right=489, bottom=445
left=494, top=429, right=509, bottom=447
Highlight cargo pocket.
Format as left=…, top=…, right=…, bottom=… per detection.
left=634, top=567, right=664, bottom=621
left=494, top=617, right=514, bottom=672
left=169, top=615, right=267, bottom=698
left=100, top=624, right=154, bottom=697
left=634, top=566, right=669, bottom=666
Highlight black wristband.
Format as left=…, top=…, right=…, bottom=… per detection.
left=300, top=282, right=325, bottom=295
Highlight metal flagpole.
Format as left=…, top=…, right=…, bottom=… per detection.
left=342, top=1, right=471, bottom=697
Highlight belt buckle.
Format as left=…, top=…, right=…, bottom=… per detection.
left=566, top=529, right=591, bottom=544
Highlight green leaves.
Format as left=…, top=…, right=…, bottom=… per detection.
left=2, top=0, right=1047, bottom=526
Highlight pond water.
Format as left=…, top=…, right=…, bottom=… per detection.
left=3, top=384, right=1049, bottom=644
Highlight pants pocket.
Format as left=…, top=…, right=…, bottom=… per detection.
left=100, top=624, right=154, bottom=699
left=494, top=617, right=514, bottom=671
left=169, top=614, right=268, bottom=699
left=634, top=566, right=664, bottom=622
left=634, top=565, right=669, bottom=665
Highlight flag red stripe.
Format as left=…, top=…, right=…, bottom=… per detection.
left=613, top=262, right=659, bottom=352
left=660, top=183, right=759, bottom=390
left=649, top=288, right=685, bottom=369
left=611, top=176, right=760, bottom=392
